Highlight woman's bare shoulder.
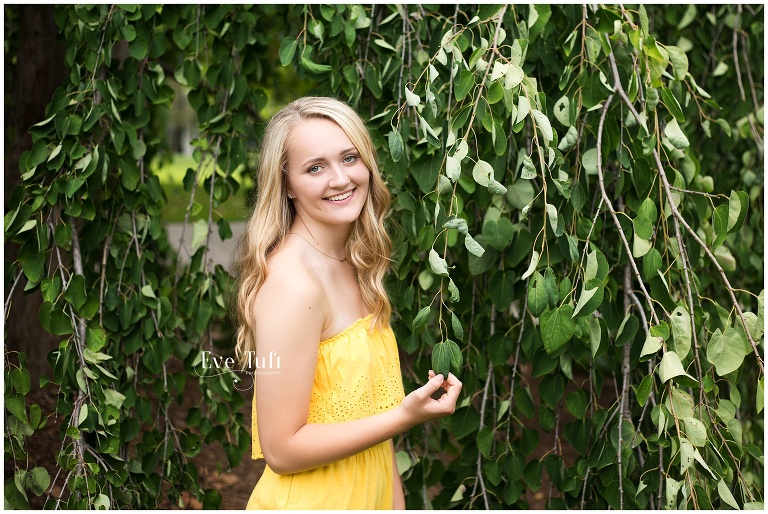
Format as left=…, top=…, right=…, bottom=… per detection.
left=253, top=246, right=327, bottom=322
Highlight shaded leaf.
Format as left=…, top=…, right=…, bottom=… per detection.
left=706, top=327, right=746, bottom=376
left=540, top=305, right=576, bottom=354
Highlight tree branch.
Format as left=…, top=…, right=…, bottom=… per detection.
left=606, top=48, right=764, bottom=374
left=595, top=94, right=660, bottom=327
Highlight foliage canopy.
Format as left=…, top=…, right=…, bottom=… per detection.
left=5, top=4, right=764, bottom=509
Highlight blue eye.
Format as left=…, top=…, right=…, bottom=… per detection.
left=308, top=165, right=322, bottom=174
left=343, top=154, right=358, bottom=164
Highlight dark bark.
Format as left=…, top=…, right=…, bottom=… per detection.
left=5, top=5, right=67, bottom=387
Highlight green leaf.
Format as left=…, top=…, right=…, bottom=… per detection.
left=632, top=226, right=652, bottom=258
left=300, top=55, right=332, bottom=74
left=482, top=217, right=515, bottom=251
left=472, top=159, right=494, bottom=187
left=539, top=374, right=564, bottom=410
left=506, top=180, right=535, bottom=210
left=128, top=35, right=149, bottom=59
left=464, top=233, right=485, bottom=258
left=477, top=426, right=494, bottom=458
left=543, top=267, right=558, bottom=307
left=572, top=279, right=603, bottom=318
left=487, top=178, right=507, bottom=195
left=191, top=219, right=209, bottom=252
left=404, top=86, right=420, bottom=107
left=679, top=436, right=695, bottom=474
left=636, top=375, right=654, bottom=406
left=727, top=189, right=748, bottom=232
left=445, top=155, right=460, bottom=181
left=454, top=69, right=475, bottom=101
left=553, top=96, right=572, bottom=126
left=104, top=388, right=126, bottom=408
left=718, top=479, right=740, bottom=510
left=26, top=467, right=50, bottom=496
left=712, top=204, right=730, bottom=247
left=665, top=477, right=681, bottom=509
left=664, top=118, right=689, bottom=148
left=520, top=251, right=539, bottom=281
left=640, top=334, right=664, bottom=360
left=728, top=191, right=749, bottom=233
left=657, top=351, right=694, bottom=383
left=86, top=326, right=107, bottom=352
left=516, top=95, right=530, bottom=124
left=558, top=125, right=578, bottom=152
left=520, top=155, right=537, bottom=179
left=757, top=376, right=764, bottom=414
left=661, top=87, right=685, bottom=121
left=504, top=63, right=525, bottom=88
left=706, top=327, right=746, bottom=376
left=395, top=451, right=413, bottom=475
left=565, top=389, right=588, bottom=418
left=443, top=216, right=468, bottom=235
left=412, top=306, right=431, bottom=330
left=490, top=270, right=515, bottom=310
left=447, top=339, right=463, bottom=372
left=388, top=130, right=404, bottom=163
left=448, top=278, right=460, bottom=303
left=669, top=306, right=692, bottom=360
left=581, top=148, right=598, bottom=174
left=545, top=203, right=558, bottom=233
left=63, top=275, right=87, bottom=311
left=527, top=271, right=548, bottom=317
left=682, top=417, right=707, bottom=447
left=431, top=341, right=451, bottom=377
left=140, top=284, right=157, bottom=300
left=540, top=305, right=576, bottom=354
left=666, top=45, right=689, bottom=80
left=451, top=312, right=463, bottom=340
left=428, top=249, right=449, bottom=276
left=531, top=109, right=553, bottom=143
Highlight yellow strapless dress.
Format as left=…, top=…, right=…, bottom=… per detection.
left=246, top=315, right=405, bottom=509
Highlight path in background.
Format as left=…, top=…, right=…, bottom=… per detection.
left=165, top=222, right=246, bottom=272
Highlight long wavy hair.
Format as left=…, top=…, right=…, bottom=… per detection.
left=234, top=97, right=392, bottom=364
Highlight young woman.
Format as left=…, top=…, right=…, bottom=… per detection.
left=235, top=97, right=462, bottom=509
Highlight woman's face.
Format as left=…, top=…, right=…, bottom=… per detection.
left=284, top=117, right=370, bottom=229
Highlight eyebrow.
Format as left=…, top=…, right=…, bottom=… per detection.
left=300, top=147, right=358, bottom=168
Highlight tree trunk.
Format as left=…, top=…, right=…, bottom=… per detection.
left=5, top=5, right=67, bottom=387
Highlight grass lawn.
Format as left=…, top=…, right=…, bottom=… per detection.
left=152, top=153, right=253, bottom=223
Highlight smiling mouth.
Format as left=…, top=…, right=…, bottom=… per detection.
left=324, top=189, right=355, bottom=202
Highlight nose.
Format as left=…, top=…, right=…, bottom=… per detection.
left=327, top=164, right=351, bottom=189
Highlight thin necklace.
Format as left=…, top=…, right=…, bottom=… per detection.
left=288, top=232, right=347, bottom=262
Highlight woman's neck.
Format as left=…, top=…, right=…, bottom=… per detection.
left=290, top=216, right=352, bottom=259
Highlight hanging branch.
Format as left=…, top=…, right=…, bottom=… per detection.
left=606, top=49, right=764, bottom=374
left=595, top=94, right=660, bottom=327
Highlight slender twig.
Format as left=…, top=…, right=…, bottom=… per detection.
left=506, top=284, right=527, bottom=443
left=732, top=4, right=746, bottom=101
left=738, top=29, right=764, bottom=158
left=98, top=213, right=119, bottom=325
left=470, top=316, right=494, bottom=509
left=617, top=264, right=633, bottom=509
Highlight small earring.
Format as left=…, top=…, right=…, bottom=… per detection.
left=287, top=194, right=293, bottom=200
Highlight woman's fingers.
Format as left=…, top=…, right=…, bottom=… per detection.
left=418, top=373, right=444, bottom=399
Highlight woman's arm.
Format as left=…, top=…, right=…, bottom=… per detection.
left=253, top=264, right=462, bottom=475
left=391, top=440, right=405, bottom=509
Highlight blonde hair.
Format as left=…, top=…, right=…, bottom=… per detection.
left=234, top=97, right=392, bottom=364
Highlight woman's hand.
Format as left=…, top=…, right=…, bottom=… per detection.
left=398, top=370, right=462, bottom=425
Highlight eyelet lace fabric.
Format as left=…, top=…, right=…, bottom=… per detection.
left=246, top=315, right=405, bottom=509
left=251, top=315, right=405, bottom=459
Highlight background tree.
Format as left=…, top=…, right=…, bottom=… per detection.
left=5, top=4, right=763, bottom=509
